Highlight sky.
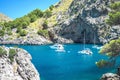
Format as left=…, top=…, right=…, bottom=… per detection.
left=0, top=0, right=60, bottom=19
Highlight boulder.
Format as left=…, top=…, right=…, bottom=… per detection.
left=0, top=46, right=40, bottom=80
left=100, top=73, right=120, bottom=80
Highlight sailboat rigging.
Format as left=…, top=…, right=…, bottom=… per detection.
left=78, top=31, right=93, bottom=55
left=92, top=32, right=102, bottom=49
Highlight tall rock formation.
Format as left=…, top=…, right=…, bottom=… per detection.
left=52, top=0, right=120, bottom=44
left=0, top=46, right=40, bottom=80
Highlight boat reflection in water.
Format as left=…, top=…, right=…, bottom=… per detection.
left=50, top=44, right=65, bottom=52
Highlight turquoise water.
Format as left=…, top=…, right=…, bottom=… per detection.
left=6, top=44, right=116, bottom=80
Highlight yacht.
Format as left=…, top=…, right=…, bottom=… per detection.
left=78, top=48, right=93, bottom=55
left=92, top=45, right=102, bottom=49
left=50, top=43, right=65, bottom=52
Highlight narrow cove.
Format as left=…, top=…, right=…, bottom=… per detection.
left=4, top=44, right=115, bottom=80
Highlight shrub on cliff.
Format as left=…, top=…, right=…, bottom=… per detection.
left=0, top=30, right=5, bottom=36
left=110, top=2, right=120, bottom=11
left=28, top=9, right=43, bottom=18
left=3, top=9, right=44, bottom=31
left=49, top=5, right=54, bottom=11
left=37, top=29, right=49, bottom=38
left=106, top=12, right=120, bottom=25
left=9, top=48, right=17, bottom=62
left=29, top=14, right=37, bottom=22
left=16, top=26, right=22, bottom=33
left=0, top=47, right=7, bottom=57
left=106, top=2, right=120, bottom=25
left=44, top=10, right=52, bottom=18
left=19, top=30, right=28, bottom=36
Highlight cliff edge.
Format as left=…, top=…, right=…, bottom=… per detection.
left=0, top=46, right=40, bottom=80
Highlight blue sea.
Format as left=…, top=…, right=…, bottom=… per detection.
left=5, top=44, right=116, bottom=80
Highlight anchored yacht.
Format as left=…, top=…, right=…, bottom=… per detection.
left=78, top=48, right=93, bottom=55
left=50, top=44, right=65, bottom=52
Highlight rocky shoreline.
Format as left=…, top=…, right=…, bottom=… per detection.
left=0, top=35, right=52, bottom=45
left=0, top=46, right=40, bottom=80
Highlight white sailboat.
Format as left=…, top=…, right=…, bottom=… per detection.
left=78, top=31, right=93, bottom=55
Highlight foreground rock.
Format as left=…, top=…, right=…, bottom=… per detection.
left=100, top=73, right=120, bottom=80
left=0, top=46, right=40, bottom=80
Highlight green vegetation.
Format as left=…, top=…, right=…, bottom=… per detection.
left=0, top=47, right=7, bottom=57
left=37, top=29, right=49, bottom=38
left=7, top=31, right=12, bottom=35
left=0, top=46, right=17, bottom=62
left=16, top=27, right=22, bottom=33
left=9, top=48, right=17, bottom=62
left=110, top=2, right=120, bottom=11
left=0, top=9, right=44, bottom=36
left=6, top=27, right=12, bottom=35
left=44, top=10, right=52, bottom=18
left=19, top=30, right=28, bottom=36
left=0, top=30, right=5, bottom=36
left=96, top=39, right=120, bottom=68
left=106, top=2, right=120, bottom=25
left=16, top=27, right=27, bottom=36
left=106, top=12, right=120, bottom=25
left=0, top=0, right=73, bottom=38
left=0, top=8, right=54, bottom=37
left=96, top=59, right=109, bottom=68
left=49, top=5, right=54, bottom=11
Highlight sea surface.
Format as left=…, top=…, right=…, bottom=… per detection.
left=5, top=44, right=117, bottom=80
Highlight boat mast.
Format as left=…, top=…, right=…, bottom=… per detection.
left=83, top=31, right=85, bottom=50
left=93, top=32, right=96, bottom=46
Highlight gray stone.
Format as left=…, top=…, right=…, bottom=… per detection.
left=100, top=73, right=120, bottom=80
left=0, top=46, right=40, bottom=80
left=51, top=0, right=120, bottom=44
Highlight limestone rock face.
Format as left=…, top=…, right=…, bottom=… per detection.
left=52, top=0, right=120, bottom=44
left=100, top=73, right=120, bottom=80
left=0, top=33, right=52, bottom=45
left=0, top=46, right=40, bottom=80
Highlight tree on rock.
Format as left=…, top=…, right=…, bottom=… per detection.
left=96, top=39, right=120, bottom=68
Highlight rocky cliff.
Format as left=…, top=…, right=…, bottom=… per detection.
left=0, top=0, right=120, bottom=44
left=51, top=0, right=120, bottom=44
left=0, top=46, right=40, bottom=80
